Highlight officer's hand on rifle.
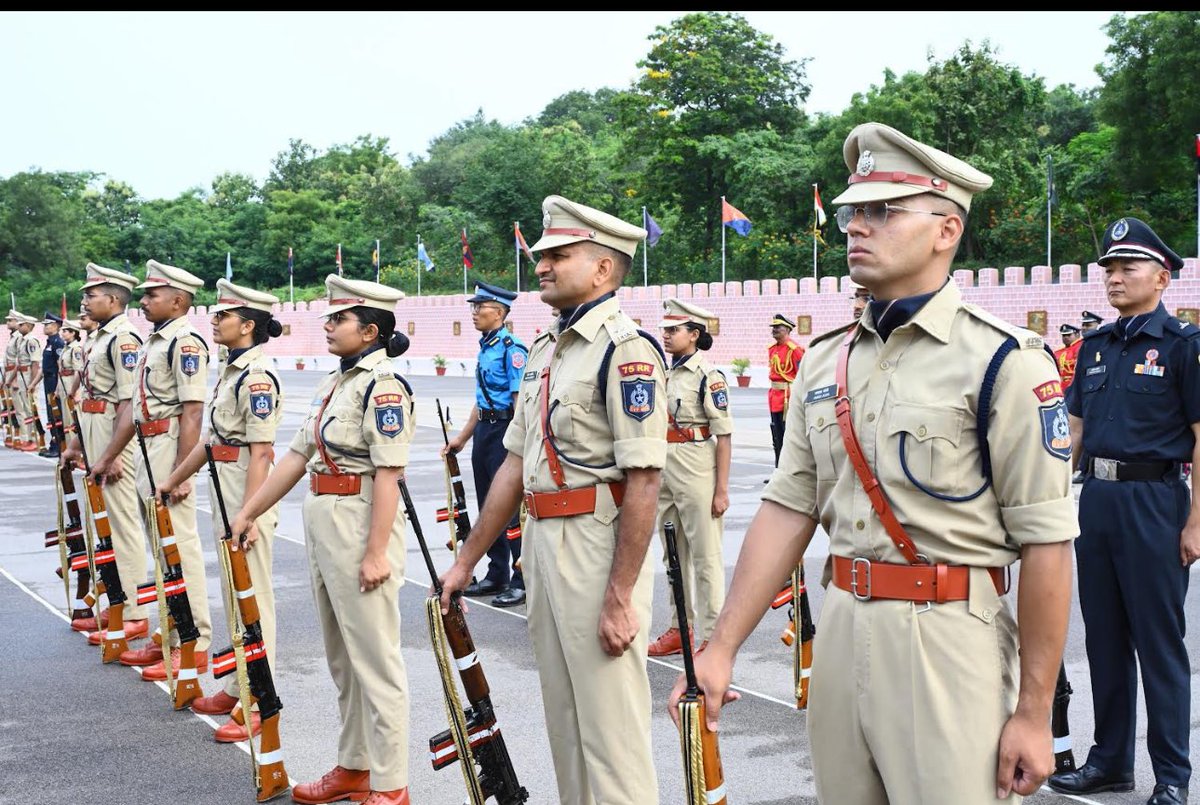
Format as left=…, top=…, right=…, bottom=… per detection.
left=91, top=454, right=123, bottom=485
left=60, top=438, right=81, bottom=470
left=439, top=434, right=466, bottom=458
left=159, top=478, right=192, bottom=505
left=668, top=647, right=741, bottom=732
left=437, top=560, right=473, bottom=615
left=239, top=521, right=261, bottom=551
left=230, top=509, right=255, bottom=549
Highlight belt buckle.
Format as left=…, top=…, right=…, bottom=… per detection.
left=850, top=557, right=872, bottom=601
left=1094, top=458, right=1118, bottom=481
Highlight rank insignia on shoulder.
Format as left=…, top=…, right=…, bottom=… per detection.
left=805, top=384, right=837, bottom=404
left=250, top=391, right=273, bottom=420
left=375, top=403, right=404, bottom=437
left=180, top=354, right=199, bottom=376
left=621, top=377, right=655, bottom=421
left=1039, top=401, right=1071, bottom=460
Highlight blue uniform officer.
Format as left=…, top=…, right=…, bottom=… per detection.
left=1051, top=217, right=1200, bottom=805
left=442, top=281, right=529, bottom=607
left=39, top=312, right=65, bottom=457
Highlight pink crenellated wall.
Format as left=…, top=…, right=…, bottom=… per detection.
left=8, top=260, right=1198, bottom=376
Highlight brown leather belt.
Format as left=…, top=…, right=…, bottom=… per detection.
left=524, top=481, right=625, bottom=520
left=667, top=426, right=712, bottom=443
left=81, top=399, right=108, bottom=414
left=137, top=418, right=172, bottom=437
left=770, top=381, right=790, bottom=390
left=310, top=472, right=362, bottom=496
left=210, top=444, right=243, bottom=462
left=832, top=555, right=1007, bottom=604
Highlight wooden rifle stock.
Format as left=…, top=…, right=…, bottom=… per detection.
left=795, top=566, right=815, bottom=710
left=206, top=445, right=289, bottom=802
left=46, top=393, right=90, bottom=619
left=436, top=400, right=474, bottom=554
left=135, top=428, right=201, bottom=709
left=1052, top=662, right=1076, bottom=773
left=399, top=480, right=528, bottom=805
left=664, top=521, right=727, bottom=805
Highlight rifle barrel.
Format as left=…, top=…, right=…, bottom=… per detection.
left=663, top=521, right=699, bottom=696
left=204, top=445, right=235, bottom=540
left=399, top=479, right=443, bottom=595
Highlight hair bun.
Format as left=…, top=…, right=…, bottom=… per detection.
left=387, top=332, right=410, bottom=358
left=697, top=331, right=714, bottom=351
left=267, top=318, right=284, bottom=338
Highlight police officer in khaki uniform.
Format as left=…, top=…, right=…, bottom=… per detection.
left=648, top=298, right=733, bottom=658
left=91, top=260, right=213, bottom=680
left=441, top=195, right=667, bottom=804
left=232, top=275, right=414, bottom=805
left=62, top=264, right=151, bottom=641
left=160, top=279, right=285, bottom=743
left=16, top=314, right=42, bottom=451
left=4, top=310, right=26, bottom=449
left=55, top=319, right=83, bottom=465
left=677, top=123, right=1079, bottom=804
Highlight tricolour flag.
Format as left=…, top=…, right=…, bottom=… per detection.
left=60, top=292, right=67, bottom=321
left=417, top=241, right=434, bottom=271
left=336, top=243, right=343, bottom=276
left=721, top=199, right=752, bottom=236
left=515, top=222, right=535, bottom=263
left=288, top=246, right=294, bottom=276
left=643, top=209, right=663, bottom=247
left=814, top=186, right=827, bottom=228
left=461, top=229, right=474, bottom=269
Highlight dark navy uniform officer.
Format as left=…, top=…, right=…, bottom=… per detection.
left=1051, top=217, right=1200, bottom=805
left=442, top=281, right=530, bottom=607
left=38, top=312, right=65, bottom=457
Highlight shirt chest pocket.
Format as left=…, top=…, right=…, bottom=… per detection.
left=804, top=400, right=840, bottom=480
left=320, top=402, right=370, bottom=458
left=885, top=403, right=971, bottom=497
left=549, top=380, right=597, bottom=443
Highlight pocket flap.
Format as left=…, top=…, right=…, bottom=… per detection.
left=886, top=403, right=963, bottom=446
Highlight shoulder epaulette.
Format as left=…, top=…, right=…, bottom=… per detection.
left=809, top=321, right=855, bottom=347
left=1166, top=316, right=1200, bottom=339
left=963, top=305, right=1044, bottom=350
left=1082, top=323, right=1114, bottom=340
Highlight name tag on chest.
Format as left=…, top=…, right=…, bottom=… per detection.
left=1085, top=365, right=1106, bottom=377
left=804, top=384, right=838, bottom=404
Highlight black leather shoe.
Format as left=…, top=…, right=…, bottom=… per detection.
left=464, top=579, right=507, bottom=597
left=491, top=587, right=525, bottom=608
left=1048, top=764, right=1135, bottom=795
left=38, top=448, right=59, bottom=458
left=1148, top=784, right=1188, bottom=804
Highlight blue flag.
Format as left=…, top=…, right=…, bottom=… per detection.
left=417, top=241, right=434, bottom=271
left=225, top=252, right=232, bottom=280
left=643, top=209, right=663, bottom=248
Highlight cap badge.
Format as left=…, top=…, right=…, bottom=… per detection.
left=1111, top=218, right=1129, bottom=241
left=856, top=150, right=875, bottom=176
left=543, top=210, right=552, bottom=228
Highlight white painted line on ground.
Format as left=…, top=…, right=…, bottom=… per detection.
left=0, top=562, right=298, bottom=790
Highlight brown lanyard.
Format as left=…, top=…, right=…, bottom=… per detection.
left=834, top=325, right=923, bottom=565
left=137, top=350, right=153, bottom=422
left=312, top=376, right=344, bottom=475
left=539, top=343, right=568, bottom=490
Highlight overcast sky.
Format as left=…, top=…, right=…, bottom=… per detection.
left=1, top=11, right=1121, bottom=200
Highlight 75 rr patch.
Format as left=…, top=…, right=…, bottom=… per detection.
left=1039, top=401, right=1071, bottom=460
left=374, top=393, right=404, bottom=437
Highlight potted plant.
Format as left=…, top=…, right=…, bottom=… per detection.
left=731, top=357, right=752, bottom=388
left=295, top=356, right=305, bottom=371
left=433, top=355, right=447, bottom=376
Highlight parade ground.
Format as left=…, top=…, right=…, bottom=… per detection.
left=1, top=370, right=1195, bottom=805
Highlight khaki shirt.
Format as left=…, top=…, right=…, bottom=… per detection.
left=288, top=347, right=414, bottom=473
left=18, top=333, right=39, bottom=369
left=666, top=351, right=733, bottom=437
left=764, top=281, right=1077, bottom=568
left=133, top=315, right=209, bottom=424
left=208, top=345, right=282, bottom=447
left=503, top=295, right=668, bottom=492
left=59, top=339, right=83, bottom=376
left=4, top=332, right=19, bottom=372
left=82, top=313, right=143, bottom=403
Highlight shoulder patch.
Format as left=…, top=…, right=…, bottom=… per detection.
left=1040, top=401, right=1071, bottom=460
left=620, top=376, right=655, bottom=421
left=180, top=353, right=200, bottom=376
left=1033, top=380, right=1063, bottom=402
left=511, top=350, right=525, bottom=369
left=618, top=361, right=655, bottom=378
left=249, top=389, right=274, bottom=420
left=179, top=344, right=200, bottom=354
left=711, top=385, right=729, bottom=411
left=374, top=397, right=404, bottom=437
left=120, top=344, right=138, bottom=371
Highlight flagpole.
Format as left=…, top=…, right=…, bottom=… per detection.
left=375, top=239, right=381, bottom=283
left=1046, top=155, right=1053, bottom=270
left=720, top=196, right=726, bottom=286
left=462, top=228, right=468, bottom=296
left=514, top=222, right=520, bottom=293
left=416, top=236, right=421, bottom=298
left=642, top=206, right=648, bottom=287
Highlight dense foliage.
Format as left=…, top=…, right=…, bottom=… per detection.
left=3, top=12, right=1198, bottom=314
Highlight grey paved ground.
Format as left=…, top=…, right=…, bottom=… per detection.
left=0, top=369, right=1195, bottom=804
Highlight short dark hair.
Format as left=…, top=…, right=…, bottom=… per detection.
left=582, top=241, right=632, bottom=282
left=95, top=282, right=131, bottom=307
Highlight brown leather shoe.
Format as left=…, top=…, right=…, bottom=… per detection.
left=119, top=644, right=163, bottom=666
left=214, top=711, right=261, bottom=743
left=71, top=607, right=110, bottom=632
left=291, top=766, right=371, bottom=804
left=142, top=649, right=208, bottom=681
left=647, top=626, right=692, bottom=657
left=191, top=690, right=239, bottom=716
left=362, top=789, right=410, bottom=805
left=87, top=618, right=148, bottom=646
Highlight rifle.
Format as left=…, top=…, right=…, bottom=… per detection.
left=23, top=373, right=47, bottom=451
left=436, top=400, right=473, bottom=556
left=0, top=384, right=13, bottom=446
left=773, top=565, right=815, bottom=709
left=72, top=398, right=132, bottom=663
left=664, top=521, right=727, bottom=805
left=206, top=445, right=290, bottom=802
left=399, top=480, right=528, bottom=805
left=1052, top=662, right=1076, bottom=773
left=42, top=393, right=90, bottom=621
left=134, top=428, right=203, bottom=709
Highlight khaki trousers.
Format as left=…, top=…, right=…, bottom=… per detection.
left=136, top=422, right=211, bottom=652
left=13, top=377, right=31, bottom=441
left=303, top=482, right=409, bottom=791
left=657, top=440, right=725, bottom=641
left=80, top=409, right=149, bottom=620
left=808, top=582, right=1020, bottom=804
left=525, top=508, right=658, bottom=805
left=208, top=456, right=277, bottom=699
